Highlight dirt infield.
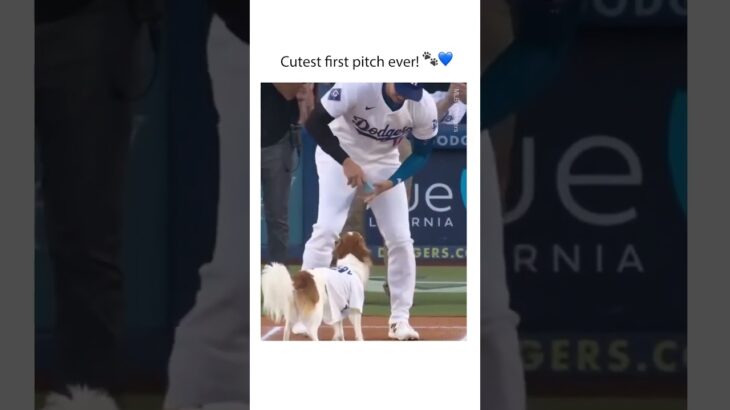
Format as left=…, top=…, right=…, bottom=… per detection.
left=261, top=315, right=466, bottom=341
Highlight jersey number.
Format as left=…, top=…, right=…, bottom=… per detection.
left=332, top=266, right=352, bottom=275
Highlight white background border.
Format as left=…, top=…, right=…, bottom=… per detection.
left=250, top=2, right=480, bottom=409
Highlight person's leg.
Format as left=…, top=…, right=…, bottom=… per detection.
left=365, top=165, right=415, bottom=328
left=261, top=134, right=294, bottom=264
left=381, top=138, right=413, bottom=298
left=482, top=0, right=518, bottom=200
left=164, top=16, right=249, bottom=409
left=399, top=138, right=414, bottom=204
left=481, top=130, right=526, bottom=410
left=35, top=0, right=140, bottom=396
left=301, top=147, right=357, bottom=270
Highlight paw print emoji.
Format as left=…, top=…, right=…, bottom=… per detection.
left=430, top=58, right=438, bottom=66
left=423, top=52, right=431, bottom=59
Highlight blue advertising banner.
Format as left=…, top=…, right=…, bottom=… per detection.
left=520, top=333, right=687, bottom=376
left=433, top=123, right=467, bottom=149
left=580, top=0, right=686, bottom=26
left=366, top=147, right=467, bottom=262
left=501, top=27, right=686, bottom=376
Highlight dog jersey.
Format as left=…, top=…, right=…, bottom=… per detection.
left=322, top=265, right=365, bottom=325
left=321, top=83, right=438, bottom=166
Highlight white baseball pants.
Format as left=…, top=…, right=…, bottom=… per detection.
left=164, top=17, right=248, bottom=409
left=481, top=129, right=526, bottom=410
left=302, top=148, right=416, bottom=323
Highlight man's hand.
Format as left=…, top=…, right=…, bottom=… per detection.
left=363, top=180, right=395, bottom=204
left=342, top=158, right=365, bottom=188
left=273, top=83, right=305, bottom=100
left=448, top=82, right=467, bottom=104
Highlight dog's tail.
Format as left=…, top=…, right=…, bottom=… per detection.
left=292, top=270, right=319, bottom=314
left=261, top=263, right=295, bottom=323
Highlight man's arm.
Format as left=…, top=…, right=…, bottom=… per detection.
left=210, top=0, right=248, bottom=43
left=388, top=137, right=435, bottom=186
left=436, top=83, right=468, bottom=120
left=303, top=99, right=350, bottom=164
left=481, top=0, right=582, bottom=129
left=273, top=83, right=305, bottom=101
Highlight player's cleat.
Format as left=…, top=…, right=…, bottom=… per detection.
left=292, top=322, right=308, bottom=335
left=388, top=321, right=420, bottom=341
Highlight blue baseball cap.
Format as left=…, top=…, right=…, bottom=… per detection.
left=394, top=83, right=424, bottom=101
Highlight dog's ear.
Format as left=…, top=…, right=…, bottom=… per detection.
left=356, top=234, right=372, bottom=263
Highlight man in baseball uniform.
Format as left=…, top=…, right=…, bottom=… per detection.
left=480, top=1, right=583, bottom=409
left=302, top=83, right=438, bottom=340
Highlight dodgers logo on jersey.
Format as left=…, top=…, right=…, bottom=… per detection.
left=329, top=88, right=342, bottom=101
left=351, top=116, right=413, bottom=142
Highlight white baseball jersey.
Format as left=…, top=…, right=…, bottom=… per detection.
left=321, top=265, right=365, bottom=325
left=431, top=90, right=467, bottom=125
left=321, top=83, right=439, bottom=166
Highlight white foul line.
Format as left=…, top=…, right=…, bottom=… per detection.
left=262, top=325, right=466, bottom=330
left=261, top=326, right=282, bottom=340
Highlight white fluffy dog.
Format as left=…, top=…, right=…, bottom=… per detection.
left=261, top=231, right=372, bottom=341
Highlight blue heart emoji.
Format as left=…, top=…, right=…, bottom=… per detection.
left=438, top=51, right=453, bottom=66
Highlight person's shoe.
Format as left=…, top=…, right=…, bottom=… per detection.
left=41, top=385, right=119, bottom=410
left=292, top=322, right=307, bottom=335
left=388, top=321, right=420, bottom=341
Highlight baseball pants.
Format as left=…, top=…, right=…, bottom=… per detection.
left=302, top=148, right=416, bottom=323
left=164, top=16, right=249, bottom=409
left=481, top=129, right=526, bottom=410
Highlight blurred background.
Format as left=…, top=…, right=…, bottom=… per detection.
left=34, top=0, right=686, bottom=408
left=35, top=0, right=223, bottom=394
left=491, top=1, right=686, bottom=409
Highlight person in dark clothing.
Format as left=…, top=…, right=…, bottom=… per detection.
left=260, top=83, right=307, bottom=264
left=163, top=7, right=250, bottom=410
left=35, top=0, right=154, bottom=408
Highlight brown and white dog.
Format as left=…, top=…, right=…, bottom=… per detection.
left=261, top=231, right=372, bottom=341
